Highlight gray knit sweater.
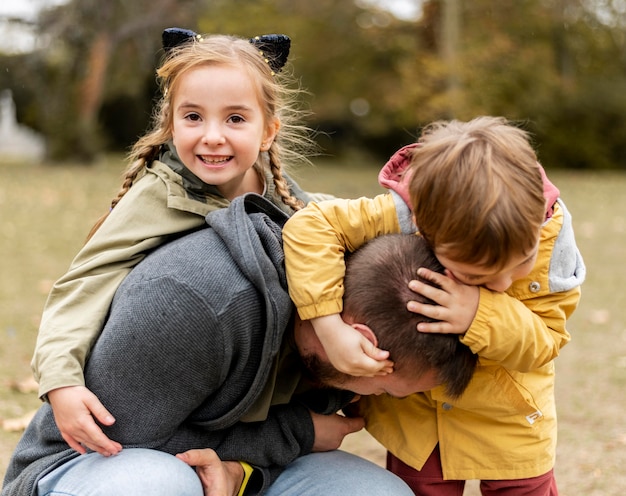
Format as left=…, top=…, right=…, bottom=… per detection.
left=2, top=194, right=320, bottom=496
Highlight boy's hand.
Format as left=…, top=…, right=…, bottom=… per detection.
left=407, top=267, right=479, bottom=334
left=47, top=385, right=122, bottom=456
left=176, top=449, right=243, bottom=496
left=312, top=315, right=394, bottom=377
left=310, top=411, right=365, bottom=452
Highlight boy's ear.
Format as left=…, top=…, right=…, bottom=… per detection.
left=351, top=323, right=378, bottom=348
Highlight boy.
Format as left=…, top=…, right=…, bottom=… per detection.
left=282, top=116, right=585, bottom=494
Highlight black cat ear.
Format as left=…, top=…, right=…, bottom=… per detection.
left=162, top=27, right=201, bottom=52
left=250, top=34, right=291, bottom=74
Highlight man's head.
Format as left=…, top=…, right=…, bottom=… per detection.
left=296, top=234, right=477, bottom=399
left=407, top=116, right=544, bottom=291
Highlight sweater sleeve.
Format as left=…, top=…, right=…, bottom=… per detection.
left=31, top=171, right=206, bottom=398
left=161, top=402, right=315, bottom=468
left=461, top=200, right=585, bottom=371
left=282, top=194, right=408, bottom=320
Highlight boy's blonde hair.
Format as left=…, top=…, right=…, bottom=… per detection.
left=87, top=33, right=313, bottom=240
left=408, top=116, right=545, bottom=269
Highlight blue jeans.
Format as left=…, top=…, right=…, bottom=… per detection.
left=37, top=448, right=412, bottom=495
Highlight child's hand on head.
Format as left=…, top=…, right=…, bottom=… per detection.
left=407, top=267, right=479, bottom=335
left=47, top=385, right=122, bottom=456
left=312, top=314, right=393, bottom=376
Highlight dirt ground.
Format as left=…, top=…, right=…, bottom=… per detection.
left=1, top=160, right=625, bottom=494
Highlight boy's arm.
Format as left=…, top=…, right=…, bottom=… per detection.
left=283, top=193, right=408, bottom=320
left=462, top=285, right=580, bottom=371
left=462, top=199, right=585, bottom=370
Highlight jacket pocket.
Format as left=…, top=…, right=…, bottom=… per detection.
left=446, top=365, right=547, bottom=425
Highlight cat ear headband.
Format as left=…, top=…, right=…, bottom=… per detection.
left=162, top=27, right=291, bottom=74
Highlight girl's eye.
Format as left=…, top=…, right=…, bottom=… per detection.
left=185, top=113, right=201, bottom=122
left=228, top=115, right=245, bottom=124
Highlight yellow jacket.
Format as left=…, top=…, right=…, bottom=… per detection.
left=282, top=192, right=585, bottom=479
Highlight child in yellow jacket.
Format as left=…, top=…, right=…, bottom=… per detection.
left=282, top=116, right=585, bottom=494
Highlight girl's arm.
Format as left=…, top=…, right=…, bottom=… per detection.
left=32, top=170, right=207, bottom=399
left=32, top=168, right=208, bottom=456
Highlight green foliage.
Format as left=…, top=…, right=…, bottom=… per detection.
left=1, top=0, right=624, bottom=167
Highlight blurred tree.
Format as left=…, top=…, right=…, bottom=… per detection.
left=1, top=0, right=624, bottom=167
left=1, top=0, right=204, bottom=161
left=194, top=0, right=421, bottom=156
left=403, top=0, right=626, bottom=168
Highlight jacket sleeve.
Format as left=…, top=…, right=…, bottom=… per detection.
left=461, top=200, right=586, bottom=371
left=283, top=193, right=412, bottom=320
left=31, top=170, right=206, bottom=398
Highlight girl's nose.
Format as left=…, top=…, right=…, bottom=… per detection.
left=202, top=124, right=225, bottom=146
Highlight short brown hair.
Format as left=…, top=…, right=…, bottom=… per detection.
left=408, top=116, right=545, bottom=269
left=343, top=234, right=477, bottom=398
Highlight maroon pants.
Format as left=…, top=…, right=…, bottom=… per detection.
left=387, top=446, right=558, bottom=496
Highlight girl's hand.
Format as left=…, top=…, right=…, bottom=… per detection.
left=310, top=411, right=365, bottom=452
left=312, top=315, right=394, bottom=377
left=47, top=385, right=121, bottom=456
left=407, top=267, right=479, bottom=334
left=176, top=449, right=244, bottom=496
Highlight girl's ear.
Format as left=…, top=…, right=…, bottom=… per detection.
left=261, top=117, right=280, bottom=151
left=351, top=323, right=379, bottom=348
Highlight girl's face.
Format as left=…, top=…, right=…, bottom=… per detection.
left=171, top=64, right=279, bottom=200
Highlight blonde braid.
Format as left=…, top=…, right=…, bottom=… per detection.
left=85, top=144, right=161, bottom=242
left=267, top=143, right=304, bottom=211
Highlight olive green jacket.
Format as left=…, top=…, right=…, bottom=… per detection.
left=32, top=144, right=317, bottom=398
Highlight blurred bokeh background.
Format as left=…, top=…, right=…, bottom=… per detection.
left=1, top=0, right=625, bottom=167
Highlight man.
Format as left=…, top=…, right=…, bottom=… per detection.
left=2, top=194, right=476, bottom=496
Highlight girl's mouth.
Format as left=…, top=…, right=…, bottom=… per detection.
left=198, top=155, right=231, bottom=167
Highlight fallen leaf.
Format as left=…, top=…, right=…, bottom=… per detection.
left=2, top=410, right=36, bottom=432
left=9, top=376, right=39, bottom=394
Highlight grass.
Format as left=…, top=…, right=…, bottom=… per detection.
left=1, top=155, right=625, bottom=495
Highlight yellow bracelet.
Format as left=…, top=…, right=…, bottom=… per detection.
left=237, top=461, right=254, bottom=496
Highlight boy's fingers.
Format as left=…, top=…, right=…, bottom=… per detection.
left=407, top=299, right=444, bottom=319
left=362, top=340, right=389, bottom=360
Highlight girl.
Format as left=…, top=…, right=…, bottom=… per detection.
left=32, top=28, right=323, bottom=457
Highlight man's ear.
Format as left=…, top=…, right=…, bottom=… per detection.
left=351, top=323, right=378, bottom=348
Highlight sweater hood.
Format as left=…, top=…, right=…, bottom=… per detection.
left=203, top=193, right=293, bottom=423
left=378, top=143, right=560, bottom=220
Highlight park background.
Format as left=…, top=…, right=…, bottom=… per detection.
left=1, top=1, right=625, bottom=495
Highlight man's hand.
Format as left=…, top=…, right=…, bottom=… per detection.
left=310, top=411, right=365, bottom=452
left=406, top=267, right=479, bottom=334
left=176, top=449, right=244, bottom=496
left=312, top=314, right=393, bottom=377
left=47, top=385, right=121, bottom=456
